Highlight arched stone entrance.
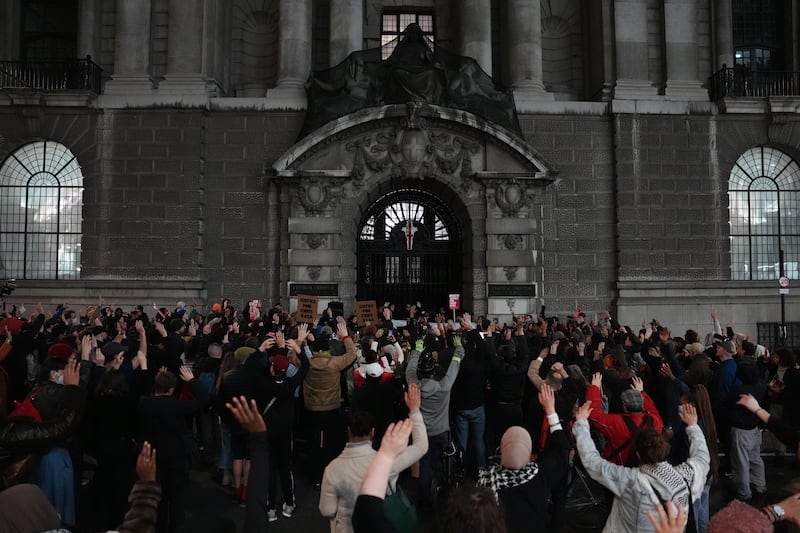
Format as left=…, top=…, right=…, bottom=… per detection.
left=271, top=103, right=554, bottom=316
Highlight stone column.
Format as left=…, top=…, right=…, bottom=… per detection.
left=613, top=0, right=657, bottom=99
left=160, top=0, right=208, bottom=94
left=329, top=0, right=362, bottom=66
left=77, top=0, right=98, bottom=60
left=664, top=0, right=706, bottom=99
left=105, top=0, right=153, bottom=93
left=714, top=0, right=733, bottom=70
left=266, top=0, right=311, bottom=107
left=507, top=0, right=553, bottom=105
left=459, top=0, right=492, bottom=75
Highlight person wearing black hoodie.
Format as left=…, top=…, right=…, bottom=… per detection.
left=451, top=314, right=489, bottom=473
left=727, top=362, right=767, bottom=503
left=138, top=365, right=209, bottom=533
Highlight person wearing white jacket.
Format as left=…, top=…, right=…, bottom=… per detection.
left=573, top=399, right=710, bottom=533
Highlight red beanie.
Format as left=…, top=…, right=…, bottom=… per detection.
left=47, top=343, right=74, bottom=362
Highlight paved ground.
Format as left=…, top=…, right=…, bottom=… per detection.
left=77, top=451, right=800, bottom=532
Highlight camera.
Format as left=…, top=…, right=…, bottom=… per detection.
left=0, top=279, right=16, bottom=297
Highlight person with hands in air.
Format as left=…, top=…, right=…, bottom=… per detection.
left=253, top=323, right=311, bottom=521
left=225, top=395, right=273, bottom=533
left=304, top=315, right=358, bottom=485
left=586, top=373, right=664, bottom=466
left=320, top=383, right=428, bottom=533
left=137, top=365, right=209, bottom=533
left=477, top=383, right=572, bottom=533
left=406, top=332, right=464, bottom=509
left=352, top=418, right=415, bottom=533
left=573, top=398, right=709, bottom=533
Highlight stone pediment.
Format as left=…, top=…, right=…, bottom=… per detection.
left=272, top=102, right=554, bottom=186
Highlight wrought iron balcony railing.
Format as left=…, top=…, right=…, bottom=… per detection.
left=709, top=67, right=800, bottom=100
left=0, top=56, right=103, bottom=94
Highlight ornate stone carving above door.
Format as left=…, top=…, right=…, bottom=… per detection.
left=347, top=102, right=479, bottom=187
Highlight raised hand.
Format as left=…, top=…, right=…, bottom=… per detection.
left=296, top=323, right=309, bottom=342
left=414, top=339, right=424, bottom=352
left=379, top=419, right=413, bottom=459
left=63, top=360, right=80, bottom=386
left=136, top=441, right=157, bottom=482
left=574, top=400, right=593, bottom=422
left=452, top=335, right=462, bottom=347
left=631, top=375, right=644, bottom=392
left=405, top=383, right=421, bottom=412
left=178, top=365, right=194, bottom=382
left=80, top=334, right=93, bottom=360
left=736, top=393, right=761, bottom=414
left=538, top=382, right=556, bottom=415
left=678, top=403, right=698, bottom=427
left=336, top=315, right=349, bottom=339
left=226, top=396, right=267, bottom=433
left=275, top=330, right=286, bottom=349
left=591, top=372, right=603, bottom=390
left=286, top=338, right=301, bottom=354
left=646, top=501, right=687, bottom=533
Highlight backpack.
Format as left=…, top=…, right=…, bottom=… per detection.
left=9, top=387, right=43, bottom=423
left=608, top=414, right=653, bottom=466
left=198, top=371, right=217, bottom=395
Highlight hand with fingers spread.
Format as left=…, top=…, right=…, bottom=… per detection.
left=136, top=441, right=157, bottom=482
left=336, top=315, right=349, bottom=339
left=226, top=395, right=267, bottom=433
left=678, top=403, right=698, bottom=427
left=296, top=323, right=309, bottom=343
left=80, top=334, right=93, bottom=361
left=414, top=339, right=424, bottom=352
left=591, top=372, right=603, bottom=391
left=737, top=393, right=762, bottom=414
left=260, top=336, right=276, bottom=352
left=574, top=400, right=593, bottom=422
left=286, top=338, right=301, bottom=355
left=405, top=383, right=421, bottom=412
left=538, top=382, right=556, bottom=415
left=378, top=419, right=413, bottom=460
left=647, top=501, right=687, bottom=533
left=178, top=365, right=194, bottom=382
left=630, top=375, right=644, bottom=392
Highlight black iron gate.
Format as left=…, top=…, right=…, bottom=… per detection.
left=357, top=189, right=462, bottom=310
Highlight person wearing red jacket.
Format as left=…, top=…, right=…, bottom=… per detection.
left=586, top=373, right=663, bottom=466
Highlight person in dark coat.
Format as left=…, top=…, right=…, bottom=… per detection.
left=138, top=365, right=208, bottom=533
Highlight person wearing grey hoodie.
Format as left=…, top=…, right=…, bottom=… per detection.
left=406, top=334, right=464, bottom=508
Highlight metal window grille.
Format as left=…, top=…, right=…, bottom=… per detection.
left=729, top=146, right=800, bottom=280
left=381, top=12, right=435, bottom=60
left=0, top=141, right=83, bottom=280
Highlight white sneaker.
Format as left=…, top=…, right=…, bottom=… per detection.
left=282, top=503, right=295, bottom=518
left=222, top=470, right=233, bottom=486
left=267, top=509, right=278, bottom=522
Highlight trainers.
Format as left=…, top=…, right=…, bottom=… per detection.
left=267, top=509, right=278, bottom=522
left=282, top=503, right=295, bottom=518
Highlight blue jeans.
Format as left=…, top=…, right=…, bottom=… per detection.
left=693, top=478, right=711, bottom=533
left=454, top=406, right=487, bottom=469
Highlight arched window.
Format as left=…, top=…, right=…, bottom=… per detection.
left=729, top=146, right=800, bottom=280
left=0, top=141, right=83, bottom=280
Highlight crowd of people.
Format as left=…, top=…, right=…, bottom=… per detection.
left=0, top=298, right=799, bottom=533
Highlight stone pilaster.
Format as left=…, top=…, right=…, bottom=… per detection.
left=105, top=0, right=153, bottom=94
left=459, top=0, right=492, bottom=75
left=664, top=0, right=706, bottom=100
left=714, top=0, right=733, bottom=69
left=160, top=0, right=209, bottom=95
left=266, top=0, right=311, bottom=107
left=613, top=0, right=657, bottom=99
left=77, top=0, right=98, bottom=60
left=329, top=0, right=363, bottom=66
left=507, top=0, right=554, bottom=107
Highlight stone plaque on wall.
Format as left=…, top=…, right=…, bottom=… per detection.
left=487, top=284, right=537, bottom=297
left=289, top=283, right=339, bottom=297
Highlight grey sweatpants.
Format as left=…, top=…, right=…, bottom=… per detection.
left=730, top=426, right=766, bottom=500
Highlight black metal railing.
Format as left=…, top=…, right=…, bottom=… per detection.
left=709, top=66, right=800, bottom=100
left=0, top=56, right=103, bottom=94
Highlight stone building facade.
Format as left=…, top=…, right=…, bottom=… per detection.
left=0, top=0, right=798, bottom=341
